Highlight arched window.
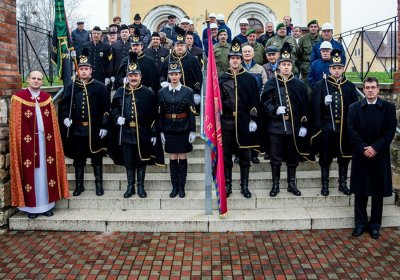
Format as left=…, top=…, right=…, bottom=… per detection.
left=248, top=18, right=263, bottom=36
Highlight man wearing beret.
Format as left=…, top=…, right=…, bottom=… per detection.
left=265, top=23, right=298, bottom=74
left=243, top=29, right=265, bottom=65
left=71, top=21, right=90, bottom=51
left=214, top=29, right=231, bottom=76
left=297, top=19, right=322, bottom=83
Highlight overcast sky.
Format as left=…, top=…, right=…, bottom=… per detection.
left=78, top=0, right=397, bottom=32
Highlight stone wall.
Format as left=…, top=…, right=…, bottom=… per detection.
left=0, top=0, right=20, bottom=231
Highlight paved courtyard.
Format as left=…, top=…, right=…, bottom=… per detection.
left=0, top=228, right=399, bottom=279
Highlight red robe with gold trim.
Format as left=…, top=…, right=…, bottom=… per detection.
left=10, top=89, right=69, bottom=207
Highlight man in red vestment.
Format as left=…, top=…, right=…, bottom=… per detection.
left=10, top=71, right=69, bottom=219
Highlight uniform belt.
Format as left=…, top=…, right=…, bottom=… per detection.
left=74, top=121, right=89, bottom=126
left=164, top=113, right=188, bottom=119
left=283, top=115, right=289, bottom=120
left=129, top=121, right=136, bottom=128
left=335, top=120, right=341, bottom=124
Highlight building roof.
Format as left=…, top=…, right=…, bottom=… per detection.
left=364, top=31, right=395, bottom=58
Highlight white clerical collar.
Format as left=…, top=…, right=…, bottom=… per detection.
left=169, top=83, right=182, bottom=91
left=28, top=88, right=40, bottom=98
left=367, top=99, right=377, bottom=104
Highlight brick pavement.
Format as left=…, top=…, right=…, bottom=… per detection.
left=0, top=228, right=399, bottom=279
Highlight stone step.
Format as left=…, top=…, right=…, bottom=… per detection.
left=9, top=205, right=400, bottom=232
left=65, top=157, right=334, bottom=173
left=66, top=171, right=350, bottom=191
left=55, top=189, right=395, bottom=210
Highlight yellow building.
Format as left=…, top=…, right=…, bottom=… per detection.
left=109, top=0, right=342, bottom=35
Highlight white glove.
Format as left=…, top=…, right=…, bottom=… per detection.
left=70, top=50, right=76, bottom=58
left=151, top=137, right=157, bottom=146
left=324, top=95, right=332, bottom=105
left=276, top=106, right=286, bottom=115
left=117, top=116, right=125, bottom=126
left=249, top=120, right=257, bottom=132
left=99, top=129, right=108, bottom=139
left=160, top=132, right=165, bottom=144
left=105, top=78, right=111, bottom=86
left=161, top=81, right=169, bottom=88
left=194, top=94, right=201, bottom=105
left=123, top=77, right=128, bottom=84
left=188, top=131, right=196, bottom=143
left=63, top=118, right=72, bottom=128
left=298, top=127, right=307, bottom=137
left=110, top=76, right=115, bottom=83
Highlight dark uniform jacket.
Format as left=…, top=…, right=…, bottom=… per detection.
left=110, top=39, right=131, bottom=80
left=117, top=52, right=160, bottom=93
left=219, top=67, right=260, bottom=148
left=158, top=84, right=196, bottom=133
left=261, top=73, right=311, bottom=159
left=59, top=78, right=110, bottom=158
left=143, top=46, right=170, bottom=74
left=78, top=41, right=111, bottom=82
left=109, top=85, right=164, bottom=166
left=160, top=51, right=202, bottom=94
left=71, top=28, right=90, bottom=51
left=348, top=98, right=397, bottom=197
left=187, top=46, right=204, bottom=66
left=310, top=76, right=359, bottom=157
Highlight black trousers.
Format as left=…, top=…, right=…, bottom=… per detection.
left=73, top=135, right=103, bottom=166
left=121, top=144, right=145, bottom=168
left=269, top=134, right=298, bottom=167
left=354, top=195, right=384, bottom=230
left=319, top=130, right=350, bottom=168
left=221, top=118, right=250, bottom=168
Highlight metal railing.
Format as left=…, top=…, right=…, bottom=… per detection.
left=17, top=20, right=54, bottom=85
left=335, top=17, right=397, bottom=82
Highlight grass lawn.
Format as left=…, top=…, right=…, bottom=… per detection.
left=346, top=71, right=394, bottom=83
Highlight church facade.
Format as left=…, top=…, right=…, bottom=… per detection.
left=108, top=0, right=342, bottom=35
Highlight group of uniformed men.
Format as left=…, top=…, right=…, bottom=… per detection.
left=60, top=14, right=364, bottom=203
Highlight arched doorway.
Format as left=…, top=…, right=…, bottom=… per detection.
left=227, top=2, right=277, bottom=36
left=143, top=5, right=187, bottom=33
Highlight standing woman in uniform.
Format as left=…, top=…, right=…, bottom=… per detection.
left=158, top=61, right=196, bottom=198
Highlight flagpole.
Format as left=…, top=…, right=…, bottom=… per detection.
left=203, top=13, right=213, bottom=215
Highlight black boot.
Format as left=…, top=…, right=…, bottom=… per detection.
left=240, top=167, right=252, bottom=198
left=73, top=165, right=85, bottom=196
left=338, top=164, right=351, bottom=195
left=178, top=159, right=188, bottom=198
left=270, top=165, right=280, bottom=197
left=251, top=150, right=260, bottom=164
left=225, top=167, right=232, bottom=198
left=137, top=167, right=147, bottom=198
left=321, top=167, right=330, bottom=196
left=169, top=159, right=179, bottom=198
left=93, top=165, right=104, bottom=196
left=287, top=166, right=301, bottom=196
left=124, top=167, right=135, bottom=198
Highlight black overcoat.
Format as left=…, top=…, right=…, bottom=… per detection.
left=59, top=78, right=110, bottom=159
left=310, top=76, right=359, bottom=156
left=348, top=98, right=397, bottom=197
left=109, top=85, right=165, bottom=166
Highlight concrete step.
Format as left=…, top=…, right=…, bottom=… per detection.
left=65, top=157, right=333, bottom=173
left=55, top=189, right=395, bottom=211
left=9, top=205, right=400, bottom=232
left=66, top=171, right=350, bottom=191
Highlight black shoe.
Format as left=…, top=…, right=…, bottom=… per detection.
left=264, top=155, right=270, bottom=160
left=42, top=210, right=54, bottom=217
left=351, top=227, right=365, bottom=237
left=369, top=229, right=380, bottom=239
left=339, top=185, right=351, bottom=195
left=251, top=157, right=260, bottom=164
left=234, top=156, right=240, bottom=164
left=27, top=213, right=39, bottom=219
